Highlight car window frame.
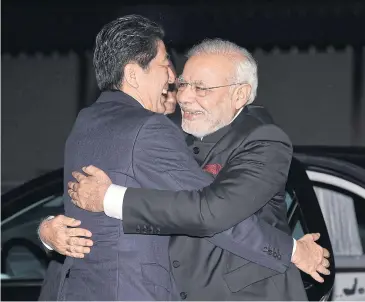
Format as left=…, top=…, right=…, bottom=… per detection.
left=1, top=169, right=64, bottom=286
left=1, top=169, right=63, bottom=221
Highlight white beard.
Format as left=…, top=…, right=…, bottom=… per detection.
left=181, top=117, right=228, bottom=138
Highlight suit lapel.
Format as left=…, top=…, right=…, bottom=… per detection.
left=201, top=113, right=261, bottom=167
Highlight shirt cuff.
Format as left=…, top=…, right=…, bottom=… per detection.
left=39, top=216, right=55, bottom=251
left=103, top=184, right=127, bottom=220
left=292, top=238, right=297, bottom=257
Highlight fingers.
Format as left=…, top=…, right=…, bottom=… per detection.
left=65, top=251, right=85, bottom=258
left=322, top=258, right=330, bottom=268
left=310, top=233, right=321, bottom=241
left=82, top=165, right=101, bottom=176
left=310, top=271, right=324, bottom=283
left=83, top=165, right=110, bottom=182
left=317, top=265, right=330, bottom=276
left=323, top=248, right=330, bottom=258
left=299, top=233, right=320, bottom=243
left=66, top=227, right=92, bottom=238
left=60, top=216, right=81, bottom=227
left=68, top=190, right=79, bottom=202
left=63, top=229, right=94, bottom=259
left=68, top=181, right=78, bottom=191
left=66, top=244, right=90, bottom=254
left=67, top=237, right=93, bottom=248
left=72, top=171, right=87, bottom=183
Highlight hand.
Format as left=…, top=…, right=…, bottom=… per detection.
left=39, top=215, right=93, bottom=258
left=68, top=165, right=112, bottom=212
left=292, top=233, right=331, bottom=283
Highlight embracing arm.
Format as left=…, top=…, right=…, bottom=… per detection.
left=110, top=116, right=293, bottom=271
left=123, top=124, right=293, bottom=237
left=69, top=118, right=331, bottom=280
left=121, top=118, right=294, bottom=271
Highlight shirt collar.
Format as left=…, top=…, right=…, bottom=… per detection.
left=231, top=107, right=244, bottom=123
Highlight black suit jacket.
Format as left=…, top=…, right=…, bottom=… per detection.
left=123, top=108, right=308, bottom=300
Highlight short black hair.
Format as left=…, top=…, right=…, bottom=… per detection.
left=93, top=15, right=164, bottom=91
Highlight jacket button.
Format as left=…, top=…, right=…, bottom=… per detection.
left=193, top=147, right=200, bottom=154
left=142, top=225, right=148, bottom=234
left=180, top=292, right=187, bottom=300
left=172, top=260, right=180, bottom=268
left=136, top=225, right=141, bottom=233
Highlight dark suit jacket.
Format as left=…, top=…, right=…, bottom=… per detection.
left=39, top=92, right=294, bottom=301
left=57, top=91, right=185, bottom=300
left=122, top=108, right=308, bottom=300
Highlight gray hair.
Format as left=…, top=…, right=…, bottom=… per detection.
left=187, top=39, right=258, bottom=104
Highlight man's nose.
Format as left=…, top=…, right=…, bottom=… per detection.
left=178, top=83, right=196, bottom=98
left=178, top=85, right=196, bottom=104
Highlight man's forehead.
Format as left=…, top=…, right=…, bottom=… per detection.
left=182, top=54, right=232, bottom=82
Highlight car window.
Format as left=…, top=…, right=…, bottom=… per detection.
left=285, top=191, right=294, bottom=210
left=314, top=186, right=365, bottom=256
left=1, top=195, right=63, bottom=280
left=285, top=190, right=305, bottom=239
left=292, top=219, right=305, bottom=240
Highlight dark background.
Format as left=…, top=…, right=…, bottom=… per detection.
left=2, top=0, right=365, bottom=192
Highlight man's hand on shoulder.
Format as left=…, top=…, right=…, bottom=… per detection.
left=39, top=215, right=93, bottom=258
left=68, top=165, right=112, bottom=212
left=291, top=233, right=331, bottom=283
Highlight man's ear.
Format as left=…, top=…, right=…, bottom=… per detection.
left=123, top=63, right=139, bottom=88
left=233, top=84, right=252, bottom=109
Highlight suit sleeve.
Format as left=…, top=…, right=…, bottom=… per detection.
left=125, top=116, right=293, bottom=271
left=206, top=215, right=293, bottom=272
left=123, top=123, right=293, bottom=237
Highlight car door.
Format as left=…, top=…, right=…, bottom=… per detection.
left=1, top=170, right=64, bottom=301
left=296, top=154, right=365, bottom=301
left=286, top=157, right=336, bottom=301
left=247, top=107, right=336, bottom=300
